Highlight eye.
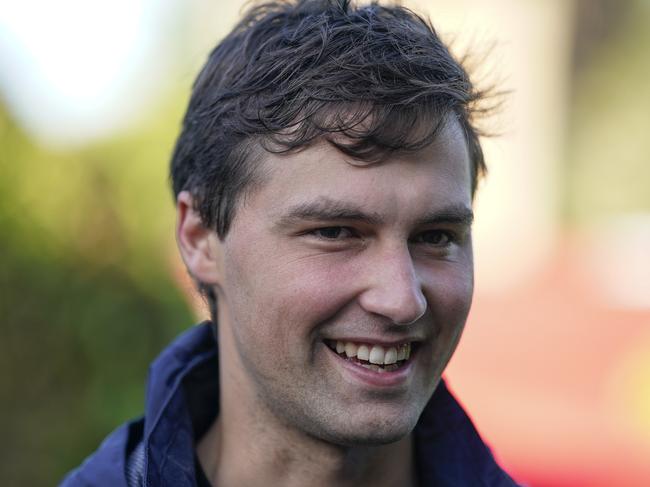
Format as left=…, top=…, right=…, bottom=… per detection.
left=310, top=226, right=355, bottom=240
left=413, top=229, right=455, bottom=246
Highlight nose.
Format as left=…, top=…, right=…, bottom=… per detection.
left=358, top=245, right=427, bottom=325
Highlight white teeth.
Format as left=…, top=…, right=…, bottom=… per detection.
left=396, top=345, right=406, bottom=361
left=344, top=342, right=358, bottom=358
left=368, top=345, right=385, bottom=364
left=333, top=340, right=413, bottom=363
left=357, top=344, right=370, bottom=361
left=384, top=347, right=398, bottom=365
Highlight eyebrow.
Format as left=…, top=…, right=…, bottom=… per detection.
left=415, top=205, right=474, bottom=227
left=275, top=197, right=474, bottom=228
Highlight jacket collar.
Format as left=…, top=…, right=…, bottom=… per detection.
left=143, top=322, right=217, bottom=486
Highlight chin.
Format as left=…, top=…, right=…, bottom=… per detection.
left=317, top=414, right=418, bottom=447
left=329, top=428, right=412, bottom=447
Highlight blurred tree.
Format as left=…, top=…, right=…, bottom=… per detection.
left=0, top=98, right=194, bottom=485
left=565, top=0, right=650, bottom=223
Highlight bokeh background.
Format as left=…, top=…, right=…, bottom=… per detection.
left=1, top=0, right=649, bottom=485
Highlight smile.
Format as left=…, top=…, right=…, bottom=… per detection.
left=325, top=340, right=414, bottom=373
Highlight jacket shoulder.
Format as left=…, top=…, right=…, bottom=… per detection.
left=59, top=418, right=144, bottom=487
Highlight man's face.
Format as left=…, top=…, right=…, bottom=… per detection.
left=215, top=118, right=474, bottom=446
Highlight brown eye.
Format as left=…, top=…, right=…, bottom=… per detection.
left=414, top=230, right=454, bottom=246
left=312, top=227, right=353, bottom=239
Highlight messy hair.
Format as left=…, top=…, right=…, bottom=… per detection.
left=170, top=0, right=490, bottom=313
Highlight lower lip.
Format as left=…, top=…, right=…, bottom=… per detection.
left=324, top=344, right=415, bottom=388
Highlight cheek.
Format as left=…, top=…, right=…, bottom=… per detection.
left=224, top=245, right=360, bottom=344
left=422, top=264, right=474, bottom=373
left=270, top=256, right=363, bottom=326
left=425, top=260, right=474, bottom=331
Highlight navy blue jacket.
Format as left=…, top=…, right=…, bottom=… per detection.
left=61, top=322, right=520, bottom=486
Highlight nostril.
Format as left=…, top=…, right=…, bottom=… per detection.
left=357, top=255, right=427, bottom=325
left=358, top=289, right=426, bottom=325
left=395, top=297, right=427, bottom=326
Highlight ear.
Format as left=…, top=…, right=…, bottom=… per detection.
left=176, top=191, right=223, bottom=286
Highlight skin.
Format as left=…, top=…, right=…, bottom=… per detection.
left=177, top=117, right=475, bottom=487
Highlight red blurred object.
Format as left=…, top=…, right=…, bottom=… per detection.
left=447, top=235, right=650, bottom=487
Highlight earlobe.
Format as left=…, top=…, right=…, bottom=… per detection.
left=176, top=191, right=223, bottom=286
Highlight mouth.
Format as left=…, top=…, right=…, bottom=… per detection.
left=324, top=339, right=417, bottom=373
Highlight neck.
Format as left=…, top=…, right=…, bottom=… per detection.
left=197, top=412, right=416, bottom=487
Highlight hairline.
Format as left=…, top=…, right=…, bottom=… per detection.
left=209, top=109, right=476, bottom=240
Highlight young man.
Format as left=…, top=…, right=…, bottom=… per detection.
left=63, top=1, right=519, bottom=485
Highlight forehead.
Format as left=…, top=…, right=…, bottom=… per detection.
left=239, top=117, right=472, bottom=225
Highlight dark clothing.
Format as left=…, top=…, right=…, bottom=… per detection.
left=195, top=455, right=212, bottom=487
left=61, top=322, right=520, bottom=486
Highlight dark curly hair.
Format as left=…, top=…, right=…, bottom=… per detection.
left=170, top=0, right=489, bottom=243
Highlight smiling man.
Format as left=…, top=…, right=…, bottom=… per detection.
left=62, top=1, right=519, bottom=486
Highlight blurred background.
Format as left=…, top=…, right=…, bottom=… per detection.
left=0, top=0, right=648, bottom=485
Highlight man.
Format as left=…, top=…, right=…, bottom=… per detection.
left=63, top=0, right=519, bottom=485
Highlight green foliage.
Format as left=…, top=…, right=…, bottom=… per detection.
left=565, top=0, right=650, bottom=223
left=0, top=98, right=194, bottom=486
